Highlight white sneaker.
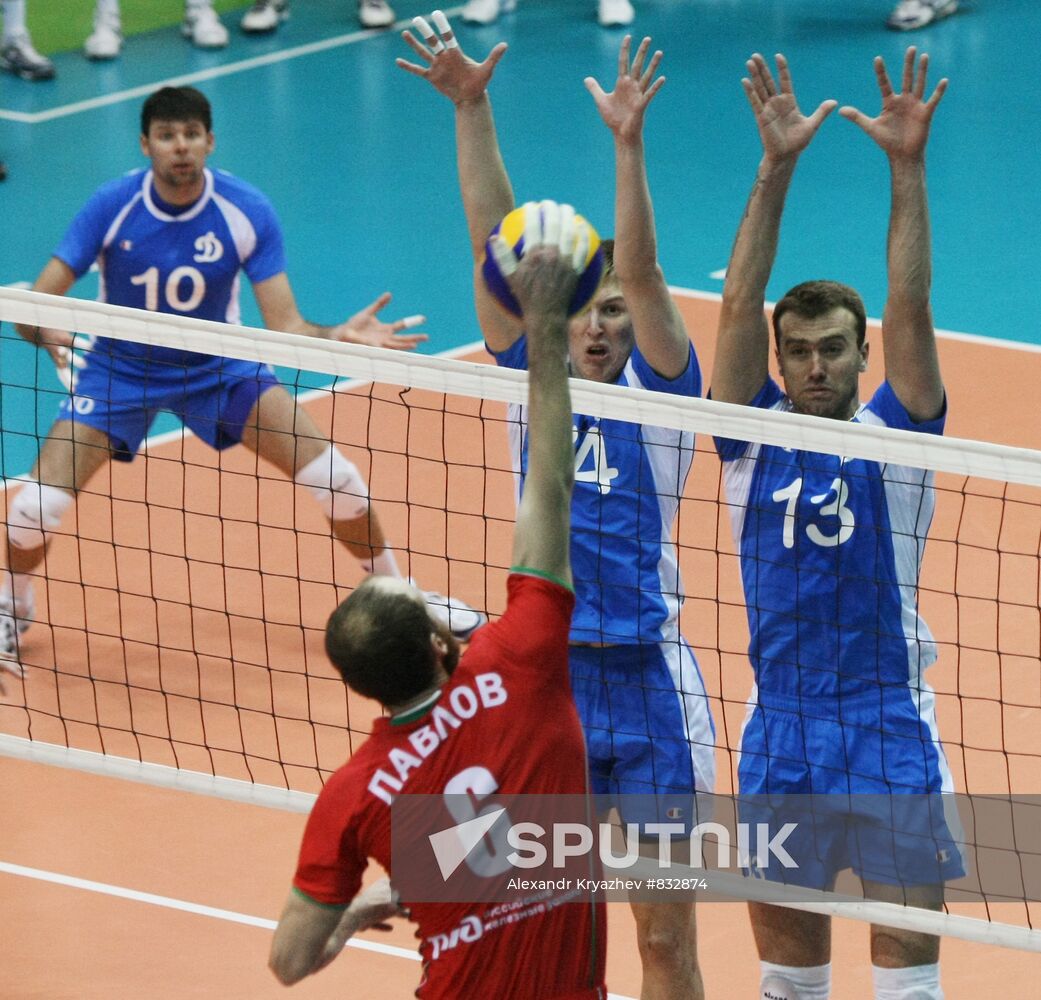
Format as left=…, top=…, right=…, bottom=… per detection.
left=887, top=0, right=957, bottom=30
left=85, top=1, right=123, bottom=60
left=358, top=0, right=395, bottom=29
left=182, top=2, right=230, bottom=48
left=461, top=0, right=516, bottom=25
left=598, top=0, right=634, bottom=26
left=241, top=0, right=290, bottom=33
left=411, top=580, right=487, bottom=642
left=0, top=32, right=56, bottom=80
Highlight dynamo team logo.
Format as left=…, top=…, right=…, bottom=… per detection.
left=193, top=231, right=224, bottom=264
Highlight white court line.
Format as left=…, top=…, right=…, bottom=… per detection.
left=0, top=6, right=466, bottom=125
left=0, top=860, right=637, bottom=999
left=668, top=284, right=1041, bottom=355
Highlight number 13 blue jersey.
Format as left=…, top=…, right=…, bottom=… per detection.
left=715, top=379, right=946, bottom=703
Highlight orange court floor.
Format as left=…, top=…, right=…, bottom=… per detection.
left=3, top=293, right=1041, bottom=997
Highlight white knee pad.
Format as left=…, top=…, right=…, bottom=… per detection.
left=294, top=446, right=369, bottom=522
left=872, top=963, right=943, bottom=999
left=6, top=480, right=74, bottom=550
left=760, top=962, right=832, bottom=1000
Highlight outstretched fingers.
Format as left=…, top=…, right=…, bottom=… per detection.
left=410, top=16, right=444, bottom=55
left=747, top=53, right=777, bottom=104
left=617, top=33, right=632, bottom=79
left=901, top=45, right=916, bottom=95
left=925, top=75, right=949, bottom=112
left=482, top=41, right=508, bottom=73
left=629, top=35, right=650, bottom=79
left=640, top=49, right=663, bottom=92
left=361, top=291, right=393, bottom=316
left=808, top=98, right=839, bottom=130
left=430, top=10, right=459, bottom=50
left=775, top=52, right=794, bottom=95
left=874, top=54, right=895, bottom=100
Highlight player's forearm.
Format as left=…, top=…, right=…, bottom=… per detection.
left=514, top=316, right=573, bottom=581
left=279, top=316, right=335, bottom=340
left=886, top=157, right=932, bottom=307
left=456, top=95, right=515, bottom=261
left=721, top=156, right=796, bottom=313
left=611, top=138, right=660, bottom=284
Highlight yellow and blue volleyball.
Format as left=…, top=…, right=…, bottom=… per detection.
left=481, top=205, right=605, bottom=318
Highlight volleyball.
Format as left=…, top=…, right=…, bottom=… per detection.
left=481, top=202, right=605, bottom=318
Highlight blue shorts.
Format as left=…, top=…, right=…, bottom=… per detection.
left=59, top=353, right=279, bottom=461
left=738, top=690, right=966, bottom=888
left=570, top=640, right=715, bottom=832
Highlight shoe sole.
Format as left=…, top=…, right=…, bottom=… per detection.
left=1, top=62, right=55, bottom=80
left=887, top=0, right=958, bottom=29
left=180, top=23, right=230, bottom=47
left=242, top=9, right=290, bottom=32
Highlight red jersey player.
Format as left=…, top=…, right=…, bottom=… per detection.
left=269, top=202, right=607, bottom=999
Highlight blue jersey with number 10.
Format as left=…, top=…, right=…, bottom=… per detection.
left=715, top=378, right=945, bottom=705
left=54, top=167, right=287, bottom=374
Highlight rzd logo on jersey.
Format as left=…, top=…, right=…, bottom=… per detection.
left=193, top=232, right=224, bottom=263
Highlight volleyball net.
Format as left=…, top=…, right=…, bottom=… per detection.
left=1, top=287, right=1040, bottom=950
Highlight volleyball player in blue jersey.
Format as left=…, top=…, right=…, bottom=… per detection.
left=711, top=49, right=960, bottom=1000
left=0, top=85, right=485, bottom=662
left=399, top=18, right=714, bottom=999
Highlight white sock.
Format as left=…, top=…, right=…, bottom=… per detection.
left=360, top=548, right=402, bottom=579
left=760, top=961, right=831, bottom=1000
left=872, top=963, right=943, bottom=999
left=1, top=568, right=32, bottom=604
left=2, top=0, right=28, bottom=41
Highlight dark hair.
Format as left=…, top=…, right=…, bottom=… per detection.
left=325, top=580, right=437, bottom=704
left=141, top=86, right=212, bottom=135
left=772, top=280, right=867, bottom=349
left=599, top=238, right=615, bottom=281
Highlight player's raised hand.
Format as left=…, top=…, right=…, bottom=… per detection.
left=839, top=47, right=947, bottom=162
left=743, top=53, right=837, bottom=162
left=488, top=201, right=584, bottom=322
left=585, top=35, right=665, bottom=144
left=335, top=292, right=429, bottom=350
left=396, top=10, right=507, bottom=105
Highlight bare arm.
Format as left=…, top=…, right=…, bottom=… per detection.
left=494, top=204, right=583, bottom=586
left=586, top=35, right=688, bottom=379
left=396, top=13, right=521, bottom=352
left=252, top=273, right=428, bottom=350
left=840, top=47, right=947, bottom=422
left=712, top=54, right=836, bottom=406
left=14, top=257, right=78, bottom=376
left=270, top=880, right=401, bottom=986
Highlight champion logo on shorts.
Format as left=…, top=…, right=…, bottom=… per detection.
left=937, top=848, right=951, bottom=863
left=119, top=240, right=133, bottom=251
left=666, top=806, right=684, bottom=820
left=193, top=232, right=224, bottom=264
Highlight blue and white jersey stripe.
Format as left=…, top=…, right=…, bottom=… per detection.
left=494, top=337, right=701, bottom=645
left=54, top=167, right=286, bottom=377
left=715, top=378, right=945, bottom=705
